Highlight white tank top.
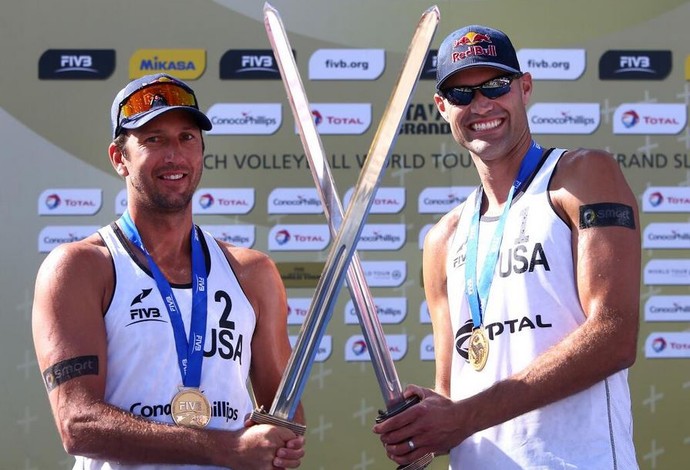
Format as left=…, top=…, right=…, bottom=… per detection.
left=74, top=224, right=256, bottom=470
left=445, top=149, right=637, bottom=469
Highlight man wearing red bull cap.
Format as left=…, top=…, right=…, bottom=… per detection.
left=374, top=25, right=640, bottom=469
left=32, top=73, right=305, bottom=469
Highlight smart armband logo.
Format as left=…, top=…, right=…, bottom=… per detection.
left=43, top=356, right=99, bottom=392
left=39, top=49, right=115, bottom=79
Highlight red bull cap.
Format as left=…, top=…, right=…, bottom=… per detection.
left=436, top=25, right=521, bottom=90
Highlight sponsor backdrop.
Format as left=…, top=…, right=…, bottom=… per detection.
left=1, top=0, right=688, bottom=468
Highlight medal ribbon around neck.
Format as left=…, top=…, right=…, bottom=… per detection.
left=464, top=140, right=542, bottom=331
left=119, top=211, right=208, bottom=389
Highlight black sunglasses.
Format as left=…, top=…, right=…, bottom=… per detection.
left=440, top=73, right=523, bottom=106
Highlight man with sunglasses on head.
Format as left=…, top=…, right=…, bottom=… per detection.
left=374, top=26, right=640, bottom=469
left=32, top=73, right=305, bottom=469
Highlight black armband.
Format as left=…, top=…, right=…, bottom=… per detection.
left=42, top=355, right=99, bottom=392
left=579, top=203, right=635, bottom=229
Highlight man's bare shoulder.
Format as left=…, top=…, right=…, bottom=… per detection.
left=38, top=233, right=111, bottom=275
left=425, top=202, right=466, bottom=251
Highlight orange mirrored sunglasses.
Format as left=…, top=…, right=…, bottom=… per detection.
left=118, top=77, right=199, bottom=123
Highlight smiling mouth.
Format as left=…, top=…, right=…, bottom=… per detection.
left=471, top=119, right=502, bottom=132
left=161, top=173, right=184, bottom=180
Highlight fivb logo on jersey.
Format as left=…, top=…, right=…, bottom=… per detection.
left=38, top=189, right=102, bottom=215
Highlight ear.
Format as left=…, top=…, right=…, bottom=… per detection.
left=519, top=72, right=533, bottom=106
left=108, top=142, right=129, bottom=177
left=434, top=93, right=451, bottom=123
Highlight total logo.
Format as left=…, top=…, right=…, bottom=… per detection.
left=343, top=187, right=406, bottom=214
left=299, top=103, right=371, bottom=135
left=268, top=224, right=330, bottom=251
left=192, top=188, right=255, bottom=215
left=38, top=189, right=102, bottom=216
left=345, top=334, right=408, bottom=361
left=644, top=332, right=690, bottom=358
left=286, top=297, right=311, bottom=325
left=642, top=187, right=690, bottom=213
left=613, top=103, right=687, bottom=135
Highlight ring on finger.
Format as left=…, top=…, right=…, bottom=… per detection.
left=408, top=440, right=415, bottom=450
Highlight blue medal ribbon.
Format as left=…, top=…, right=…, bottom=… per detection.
left=464, top=141, right=543, bottom=330
left=119, top=211, right=208, bottom=388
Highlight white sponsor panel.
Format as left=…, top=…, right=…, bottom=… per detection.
left=517, top=49, right=586, bottom=80
left=418, top=186, right=474, bottom=214
left=309, top=49, right=385, bottom=80
left=527, top=103, right=600, bottom=134
left=300, top=103, right=371, bottom=135
left=613, top=103, right=687, bottom=135
left=268, top=224, right=330, bottom=251
left=344, top=186, right=405, bottom=214
left=643, top=223, right=690, bottom=249
left=268, top=187, right=323, bottom=214
left=356, top=224, right=406, bottom=251
left=344, top=297, right=407, bottom=325
left=642, top=187, right=690, bottom=213
left=418, top=224, right=434, bottom=250
left=289, top=335, right=331, bottom=362
left=644, top=332, right=690, bottom=359
left=644, top=296, right=690, bottom=322
left=206, top=103, right=282, bottom=135
left=344, top=334, right=408, bottom=361
left=115, top=188, right=127, bottom=215
left=361, top=260, right=406, bottom=287
left=287, top=297, right=311, bottom=325
left=38, top=188, right=102, bottom=215
left=200, top=224, right=255, bottom=248
left=644, top=259, right=690, bottom=285
left=420, top=334, right=435, bottom=361
left=38, top=225, right=99, bottom=252
left=419, top=300, right=431, bottom=324
left=193, top=188, right=255, bottom=215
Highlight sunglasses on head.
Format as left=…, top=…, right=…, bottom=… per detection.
left=440, top=73, right=523, bottom=106
left=117, top=77, right=199, bottom=127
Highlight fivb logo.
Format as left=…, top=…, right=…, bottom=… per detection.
left=192, top=188, right=255, bottom=215
left=418, top=186, right=474, bottom=214
left=343, top=187, right=405, bottom=214
left=644, top=332, right=690, bottom=359
left=644, top=296, right=690, bottom=322
left=268, top=188, right=323, bottom=214
left=205, top=103, right=282, bottom=135
left=643, top=223, right=690, bottom=249
left=39, top=49, right=115, bottom=79
left=219, top=49, right=283, bottom=80
left=308, top=49, right=385, bottom=80
left=286, top=297, right=311, bottom=325
left=527, top=103, right=600, bottom=134
left=289, top=335, right=331, bottom=362
left=357, top=224, right=406, bottom=251
left=268, top=224, right=330, bottom=251
left=599, top=50, right=672, bottom=80
left=613, top=103, right=686, bottom=134
left=642, top=187, right=690, bottom=213
left=38, top=226, right=99, bottom=253
left=344, top=297, right=407, bottom=325
left=344, top=334, right=408, bottom=361
left=38, top=189, right=102, bottom=215
left=361, top=261, right=406, bottom=287
left=302, top=103, right=371, bottom=135
left=420, top=334, right=435, bottom=361
left=129, top=49, right=206, bottom=80
left=200, top=225, right=255, bottom=249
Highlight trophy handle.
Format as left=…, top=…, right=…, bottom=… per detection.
left=376, top=396, right=435, bottom=470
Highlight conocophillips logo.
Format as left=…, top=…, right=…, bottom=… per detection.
left=38, top=189, right=102, bottom=216
left=344, top=297, right=407, bottom=325
left=129, top=49, right=206, bottom=79
left=420, top=334, right=435, bottom=361
left=38, top=226, right=99, bottom=253
left=268, top=188, right=323, bottom=214
left=199, top=225, right=255, bottom=249
left=206, top=103, right=282, bottom=135
left=613, top=103, right=686, bottom=135
left=643, top=223, right=690, bottom=249
left=644, top=295, right=690, bottom=322
left=357, top=224, right=406, bottom=251
left=192, top=188, right=254, bottom=215
left=642, top=187, right=690, bottom=212
left=418, top=186, right=474, bottom=214
left=527, top=103, right=600, bottom=134
left=39, top=49, right=115, bottom=79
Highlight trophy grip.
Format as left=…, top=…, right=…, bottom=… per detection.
left=375, top=396, right=434, bottom=470
left=250, top=406, right=307, bottom=436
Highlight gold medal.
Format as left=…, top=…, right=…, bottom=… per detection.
left=468, top=326, right=489, bottom=371
left=171, top=388, right=212, bottom=428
